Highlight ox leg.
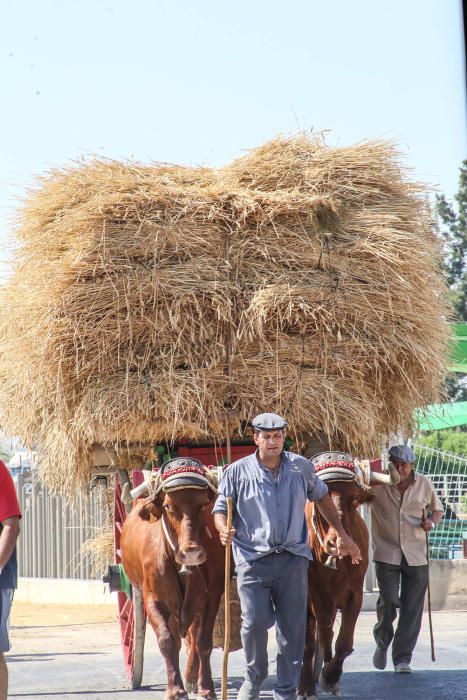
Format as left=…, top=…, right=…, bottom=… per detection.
left=314, top=604, right=336, bottom=693
left=317, top=609, right=336, bottom=666
left=145, top=597, right=187, bottom=700
left=298, top=603, right=318, bottom=700
left=195, top=587, right=223, bottom=700
left=185, top=622, right=200, bottom=694
left=320, top=593, right=361, bottom=696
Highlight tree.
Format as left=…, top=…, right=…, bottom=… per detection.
left=436, top=161, right=467, bottom=402
left=437, top=160, right=467, bottom=321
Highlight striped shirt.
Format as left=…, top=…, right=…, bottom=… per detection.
left=213, top=450, right=328, bottom=567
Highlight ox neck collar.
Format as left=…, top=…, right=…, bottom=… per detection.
left=161, top=513, right=193, bottom=577
left=161, top=513, right=176, bottom=552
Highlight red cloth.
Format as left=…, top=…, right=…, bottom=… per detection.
left=0, top=460, right=21, bottom=522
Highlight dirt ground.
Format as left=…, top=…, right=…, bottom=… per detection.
left=7, top=602, right=467, bottom=700
left=11, top=601, right=117, bottom=626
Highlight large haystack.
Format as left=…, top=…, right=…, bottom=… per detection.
left=0, top=135, right=450, bottom=494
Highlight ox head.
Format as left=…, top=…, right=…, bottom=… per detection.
left=310, top=451, right=398, bottom=567
left=311, top=451, right=399, bottom=495
left=140, top=458, right=217, bottom=567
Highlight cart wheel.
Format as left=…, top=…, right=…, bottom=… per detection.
left=114, top=473, right=147, bottom=689
left=117, top=587, right=146, bottom=688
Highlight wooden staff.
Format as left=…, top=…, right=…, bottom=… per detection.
left=423, top=508, right=435, bottom=661
left=221, top=496, right=233, bottom=700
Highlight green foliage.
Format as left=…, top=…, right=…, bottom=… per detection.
left=415, top=429, right=467, bottom=475
left=437, top=160, right=467, bottom=322
left=436, top=162, right=467, bottom=401
left=443, top=373, right=467, bottom=403
left=416, top=428, right=467, bottom=456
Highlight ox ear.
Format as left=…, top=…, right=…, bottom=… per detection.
left=353, top=489, right=376, bottom=507
left=138, top=492, right=164, bottom=522
left=207, top=485, right=217, bottom=502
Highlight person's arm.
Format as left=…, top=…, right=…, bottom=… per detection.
left=212, top=468, right=237, bottom=546
left=421, top=481, right=445, bottom=531
left=421, top=511, right=443, bottom=532
left=421, top=506, right=443, bottom=531
left=0, top=516, right=21, bottom=572
left=315, top=494, right=362, bottom=564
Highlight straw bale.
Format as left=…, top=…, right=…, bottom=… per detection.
left=0, top=135, right=450, bottom=495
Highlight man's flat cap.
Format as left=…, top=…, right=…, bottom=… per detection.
left=388, top=445, right=416, bottom=464
left=252, top=413, right=288, bottom=431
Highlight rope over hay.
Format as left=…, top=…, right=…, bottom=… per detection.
left=0, top=134, right=450, bottom=496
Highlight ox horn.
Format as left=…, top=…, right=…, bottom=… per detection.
left=370, top=464, right=400, bottom=485
left=129, top=482, right=150, bottom=500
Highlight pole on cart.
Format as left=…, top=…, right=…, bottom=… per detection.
left=423, top=508, right=435, bottom=662
left=225, top=416, right=232, bottom=465
left=221, top=496, right=233, bottom=700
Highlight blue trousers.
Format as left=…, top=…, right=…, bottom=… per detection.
left=236, top=551, right=309, bottom=700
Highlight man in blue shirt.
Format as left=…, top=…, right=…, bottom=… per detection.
left=213, top=413, right=361, bottom=700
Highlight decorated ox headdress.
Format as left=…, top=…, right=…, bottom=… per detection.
left=311, top=451, right=372, bottom=490
left=311, top=451, right=400, bottom=492
left=159, top=457, right=210, bottom=492
left=129, top=458, right=221, bottom=501
left=311, top=451, right=356, bottom=482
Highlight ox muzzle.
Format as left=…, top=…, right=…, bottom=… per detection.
left=176, top=544, right=206, bottom=567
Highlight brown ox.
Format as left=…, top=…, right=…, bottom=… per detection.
left=298, top=478, right=373, bottom=699
left=121, top=475, right=224, bottom=700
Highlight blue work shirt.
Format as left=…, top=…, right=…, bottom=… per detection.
left=213, top=450, right=328, bottom=567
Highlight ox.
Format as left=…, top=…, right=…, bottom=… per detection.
left=121, top=458, right=224, bottom=700
left=298, top=453, right=395, bottom=699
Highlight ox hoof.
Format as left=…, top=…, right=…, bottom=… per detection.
left=166, top=693, right=189, bottom=700
left=297, top=695, right=317, bottom=700
left=319, top=672, right=341, bottom=696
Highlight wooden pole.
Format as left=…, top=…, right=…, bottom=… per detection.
left=225, top=418, right=232, bottom=466
left=423, top=509, right=435, bottom=661
left=223, top=225, right=233, bottom=468
left=221, top=497, right=233, bottom=700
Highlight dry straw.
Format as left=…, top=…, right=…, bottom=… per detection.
left=0, top=134, right=450, bottom=495
left=81, top=525, right=114, bottom=579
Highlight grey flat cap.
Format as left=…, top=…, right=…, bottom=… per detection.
left=252, top=412, right=288, bottom=431
left=388, top=445, right=416, bottom=464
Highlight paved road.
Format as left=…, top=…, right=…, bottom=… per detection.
left=7, top=606, right=467, bottom=700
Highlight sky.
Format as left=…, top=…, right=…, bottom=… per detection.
left=0, top=0, right=465, bottom=276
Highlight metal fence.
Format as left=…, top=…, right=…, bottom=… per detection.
left=14, top=444, right=467, bottom=582
left=414, top=444, right=467, bottom=561
left=16, top=473, right=112, bottom=579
